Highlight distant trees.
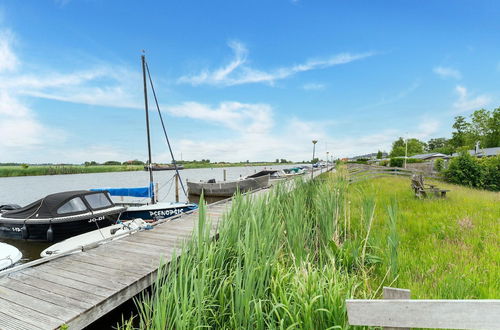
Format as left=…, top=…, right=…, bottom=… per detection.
left=390, top=138, right=426, bottom=157
left=376, top=150, right=383, bottom=159
left=450, top=108, right=499, bottom=150
left=103, top=161, right=121, bottom=165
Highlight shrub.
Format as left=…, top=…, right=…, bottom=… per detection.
left=480, top=155, right=500, bottom=191
left=390, top=158, right=404, bottom=167
left=434, top=158, right=444, bottom=172
left=444, top=152, right=482, bottom=188
left=379, top=160, right=389, bottom=166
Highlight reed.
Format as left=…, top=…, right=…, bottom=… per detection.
left=121, top=167, right=499, bottom=329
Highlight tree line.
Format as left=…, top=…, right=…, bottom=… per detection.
left=388, top=107, right=499, bottom=157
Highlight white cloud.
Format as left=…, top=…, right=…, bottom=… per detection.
left=0, top=30, right=19, bottom=72
left=178, top=41, right=375, bottom=86
left=302, top=83, right=326, bottom=91
left=453, top=85, right=491, bottom=113
left=166, top=101, right=273, bottom=134
left=433, top=66, right=462, bottom=80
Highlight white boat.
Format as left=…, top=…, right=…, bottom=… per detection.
left=0, top=242, right=22, bottom=270
left=40, top=218, right=150, bottom=257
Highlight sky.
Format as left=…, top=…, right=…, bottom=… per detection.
left=0, top=0, right=499, bottom=163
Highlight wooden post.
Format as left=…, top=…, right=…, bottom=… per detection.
left=223, top=169, right=227, bottom=182
left=383, top=287, right=411, bottom=330
left=175, top=173, right=179, bottom=202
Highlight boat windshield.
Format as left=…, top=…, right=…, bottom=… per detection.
left=84, top=193, right=112, bottom=210
left=57, top=197, right=88, bottom=214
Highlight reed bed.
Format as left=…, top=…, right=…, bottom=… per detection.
left=0, top=165, right=143, bottom=177
left=121, top=167, right=499, bottom=329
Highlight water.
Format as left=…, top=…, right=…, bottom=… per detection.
left=0, top=164, right=295, bottom=262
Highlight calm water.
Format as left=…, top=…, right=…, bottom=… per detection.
left=0, top=164, right=297, bottom=262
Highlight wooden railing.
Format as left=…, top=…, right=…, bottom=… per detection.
left=346, top=287, right=500, bottom=330
left=346, top=164, right=440, bottom=184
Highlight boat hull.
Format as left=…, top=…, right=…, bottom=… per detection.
left=0, top=208, right=124, bottom=242
left=119, top=203, right=198, bottom=221
left=187, top=175, right=270, bottom=197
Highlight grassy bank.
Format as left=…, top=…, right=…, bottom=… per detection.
left=0, top=165, right=144, bottom=177
left=0, top=162, right=290, bottom=177
left=121, top=169, right=499, bottom=329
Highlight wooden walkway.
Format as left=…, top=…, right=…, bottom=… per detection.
left=0, top=169, right=328, bottom=329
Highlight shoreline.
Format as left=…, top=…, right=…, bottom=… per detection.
left=0, top=162, right=296, bottom=178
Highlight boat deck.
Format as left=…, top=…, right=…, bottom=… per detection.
left=0, top=169, right=328, bottom=329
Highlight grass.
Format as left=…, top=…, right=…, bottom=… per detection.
left=120, top=167, right=499, bottom=329
left=0, top=162, right=290, bottom=177
left=0, top=165, right=144, bottom=177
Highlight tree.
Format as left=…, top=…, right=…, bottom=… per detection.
left=390, top=137, right=426, bottom=157
left=376, top=150, right=383, bottom=159
left=275, top=159, right=279, bottom=163
left=450, top=115, right=470, bottom=149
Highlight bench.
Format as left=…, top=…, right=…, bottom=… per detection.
left=411, top=174, right=449, bottom=198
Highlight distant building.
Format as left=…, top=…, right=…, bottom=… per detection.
left=451, top=147, right=500, bottom=158
left=348, top=152, right=388, bottom=161
left=409, top=153, right=450, bottom=161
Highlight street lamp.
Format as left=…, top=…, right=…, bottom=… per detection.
left=311, top=140, right=318, bottom=179
left=326, top=151, right=330, bottom=169
left=404, top=136, right=408, bottom=169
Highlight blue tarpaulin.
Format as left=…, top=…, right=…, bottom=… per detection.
left=91, top=183, right=154, bottom=198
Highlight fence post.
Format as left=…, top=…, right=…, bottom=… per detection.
left=223, top=169, right=227, bottom=182
left=383, top=287, right=411, bottom=330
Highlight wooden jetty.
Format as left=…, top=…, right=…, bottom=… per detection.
left=0, top=169, right=328, bottom=329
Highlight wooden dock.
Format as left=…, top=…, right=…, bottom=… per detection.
left=0, top=169, right=328, bottom=329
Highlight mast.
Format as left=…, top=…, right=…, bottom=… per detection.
left=142, top=53, right=155, bottom=204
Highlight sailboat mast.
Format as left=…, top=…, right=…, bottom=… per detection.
left=142, top=54, right=155, bottom=204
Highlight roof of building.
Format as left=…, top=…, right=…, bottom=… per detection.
left=452, top=147, right=500, bottom=157
left=409, top=153, right=450, bottom=160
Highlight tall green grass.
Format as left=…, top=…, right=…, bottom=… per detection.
left=121, top=167, right=499, bottom=329
left=0, top=165, right=143, bottom=177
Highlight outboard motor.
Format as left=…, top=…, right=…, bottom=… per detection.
left=207, top=178, right=216, bottom=183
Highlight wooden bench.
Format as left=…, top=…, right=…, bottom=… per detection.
left=411, top=174, right=449, bottom=198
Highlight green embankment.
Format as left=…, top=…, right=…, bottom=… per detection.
left=0, top=162, right=284, bottom=177
left=121, top=169, right=499, bottom=329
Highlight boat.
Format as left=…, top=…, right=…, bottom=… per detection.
left=144, top=164, right=185, bottom=171
left=246, top=170, right=283, bottom=180
left=187, top=174, right=270, bottom=197
left=0, top=190, right=125, bottom=242
left=40, top=218, right=150, bottom=257
left=91, top=54, right=197, bottom=221
left=0, top=242, right=22, bottom=270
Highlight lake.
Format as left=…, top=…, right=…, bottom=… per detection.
left=0, top=164, right=298, bottom=262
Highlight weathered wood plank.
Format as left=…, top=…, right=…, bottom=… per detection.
left=14, top=268, right=111, bottom=297
left=41, top=264, right=126, bottom=292
left=64, top=268, right=158, bottom=329
left=0, top=311, right=39, bottom=330
left=6, top=273, right=101, bottom=305
left=346, top=299, right=500, bottom=330
left=383, top=287, right=411, bottom=330
left=0, top=297, right=63, bottom=329
left=0, top=285, right=76, bottom=322
left=0, top=279, right=91, bottom=311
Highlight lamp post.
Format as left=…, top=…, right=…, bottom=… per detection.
left=311, top=140, right=318, bottom=179
left=326, top=151, right=330, bottom=169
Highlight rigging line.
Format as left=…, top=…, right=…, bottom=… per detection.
left=144, top=60, right=188, bottom=198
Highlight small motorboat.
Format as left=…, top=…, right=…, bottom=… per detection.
left=187, top=174, right=270, bottom=197
left=0, top=190, right=126, bottom=242
left=40, top=218, right=150, bottom=257
left=0, top=242, right=22, bottom=270
left=246, top=170, right=285, bottom=181
left=91, top=186, right=198, bottom=221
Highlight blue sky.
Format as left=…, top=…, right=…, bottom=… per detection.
left=0, top=0, right=499, bottom=163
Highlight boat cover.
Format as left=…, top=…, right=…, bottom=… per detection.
left=91, top=183, right=154, bottom=198
left=247, top=170, right=278, bottom=179
left=2, top=190, right=114, bottom=219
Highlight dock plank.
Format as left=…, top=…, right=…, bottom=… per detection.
left=0, top=279, right=91, bottom=311
left=0, top=297, right=63, bottom=329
